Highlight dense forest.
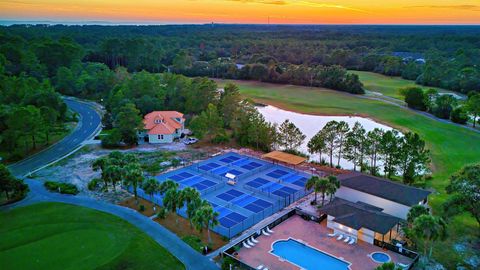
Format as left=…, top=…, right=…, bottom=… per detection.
left=1, top=24, right=479, bottom=94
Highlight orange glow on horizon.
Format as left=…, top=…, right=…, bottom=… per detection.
left=1, top=0, right=479, bottom=24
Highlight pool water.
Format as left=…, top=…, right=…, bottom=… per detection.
left=271, top=239, right=350, bottom=270
left=371, top=252, right=391, bottom=263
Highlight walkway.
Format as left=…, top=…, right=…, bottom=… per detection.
left=2, top=180, right=218, bottom=270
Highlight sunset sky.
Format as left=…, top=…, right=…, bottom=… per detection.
left=1, top=0, right=479, bottom=24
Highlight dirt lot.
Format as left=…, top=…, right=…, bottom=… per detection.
left=118, top=197, right=158, bottom=217
left=154, top=212, right=228, bottom=251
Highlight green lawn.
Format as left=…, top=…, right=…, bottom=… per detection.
left=349, top=70, right=458, bottom=100
left=217, top=79, right=480, bottom=268
left=0, top=203, right=185, bottom=270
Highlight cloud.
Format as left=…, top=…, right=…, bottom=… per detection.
left=407, top=5, right=480, bottom=11
left=227, top=0, right=367, bottom=12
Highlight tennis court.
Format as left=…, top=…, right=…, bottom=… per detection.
left=131, top=152, right=312, bottom=238
left=155, top=170, right=221, bottom=192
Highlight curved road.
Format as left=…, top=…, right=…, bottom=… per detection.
left=3, top=98, right=219, bottom=270
left=8, top=98, right=102, bottom=178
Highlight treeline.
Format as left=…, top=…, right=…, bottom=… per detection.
left=0, top=55, right=69, bottom=161
left=308, top=121, right=430, bottom=184
left=403, top=87, right=480, bottom=126
left=0, top=164, right=29, bottom=204
left=3, top=25, right=479, bottom=94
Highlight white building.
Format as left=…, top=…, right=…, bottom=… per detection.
left=321, top=172, right=431, bottom=245
left=335, top=172, right=430, bottom=220
left=139, top=111, right=185, bottom=144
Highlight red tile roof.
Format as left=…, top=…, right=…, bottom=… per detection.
left=143, top=111, right=184, bottom=135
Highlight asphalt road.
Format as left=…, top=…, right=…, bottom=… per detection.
left=8, top=98, right=102, bottom=178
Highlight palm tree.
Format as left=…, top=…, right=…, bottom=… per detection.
left=163, top=187, right=184, bottom=224
left=92, top=157, right=109, bottom=188
left=105, top=164, right=123, bottom=190
left=159, top=180, right=179, bottom=195
left=181, top=187, right=202, bottom=228
left=412, top=214, right=447, bottom=259
left=326, top=175, right=340, bottom=202
left=305, top=176, right=320, bottom=204
left=142, top=178, right=161, bottom=210
left=192, top=203, right=219, bottom=244
left=124, top=163, right=144, bottom=202
left=316, top=178, right=330, bottom=207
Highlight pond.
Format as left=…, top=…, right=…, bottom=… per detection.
left=257, top=105, right=394, bottom=170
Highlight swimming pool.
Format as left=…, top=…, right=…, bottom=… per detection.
left=270, top=238, right=351, bottom=270
left=370, top=252, right=391, bottom=263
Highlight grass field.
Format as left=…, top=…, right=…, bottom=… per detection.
left=349, top=70, right=459, bottom=100
left=0, top=203, right=185, bottom=270
left=217, top=79, right=480, bottom=268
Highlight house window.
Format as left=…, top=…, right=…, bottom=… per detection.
left=158, top=135, right=164, bottom=140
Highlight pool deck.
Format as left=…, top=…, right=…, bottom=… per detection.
left=237, top=215, right=413, bottom=270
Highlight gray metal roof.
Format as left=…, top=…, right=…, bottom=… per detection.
left=338, top=173, right=431, bottom=206
left=321, top=198, right=401, bottom=234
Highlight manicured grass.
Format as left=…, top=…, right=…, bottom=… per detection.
left=349, top=70, right=457, bottom=100
left=217, top=79, right=480, bottom=268
left=0, top=203, right=185, bottom=270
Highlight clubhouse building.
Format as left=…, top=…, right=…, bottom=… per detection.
left=139, top=111, right=185, bottom=143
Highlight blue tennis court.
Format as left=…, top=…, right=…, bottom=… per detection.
left=267, top=169, right=290, bottom=179
left=263, top=182, right=298, bottom=198
left=219, top=155, right=242, bottom=164
left=213, top=203, right=248, bottom=228
left=216, top=189, right=245, bottom=201
left=282, top=174, right=308, bottom=188
left=198, top=162, right=221, bottom=171
left=136, top=152, right=311, bottom=238
left=168, top=171, right=195, bottom=181
left=233, top=194, right=273, bottom=213
left=245, top=177, right=270, bottom=188
left=241, top=161, right=263, bottom=171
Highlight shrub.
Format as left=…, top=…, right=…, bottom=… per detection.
left=212, top=131, right=230, bottom=144
left=157, top=207, right=167, bottom=219
left=87, top=178, right=99, bottom=191
left=101, top=128, right=122, bottom=148
left=404, top=87, right=427, bottom=111
left=139, top=204, right=145, bottom=212
left=221, top=256, right=239, bottom=270
left=450, top=106, right=469, bottom=124
left=44, top=181, right=79, bottom=195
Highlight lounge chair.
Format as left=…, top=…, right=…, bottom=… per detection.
left=247, top=239, right=255, bottom=246
left=343, top=236, right=350, bottom=243
left=243, top=242, right=251, bottom=249
left=327, top=232, right=337, bottom=237
left=348, top=238, right=356, bottom=245
left=256, top=265, right=264, bottom=270
left=251, top=236, right=259, bottom=243
left=396, top=263, right=409, bottom=269
left=266, top=227, right=274, bottom=234
left=262, top=229, right=270, bottom=236
left=337, top=234, right=344, bottom=241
